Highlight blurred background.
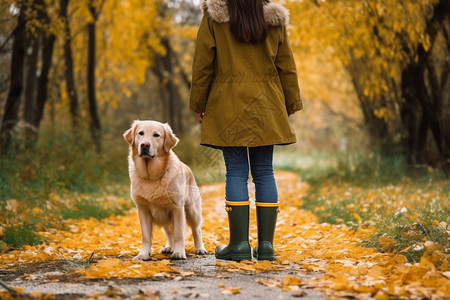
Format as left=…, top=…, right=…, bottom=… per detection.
left=0, top=0, right=449, bottom=249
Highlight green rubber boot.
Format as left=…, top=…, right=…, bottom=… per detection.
left=215, top=200, right=252, bottom=261
left=253, top=203, right=279, bottom=261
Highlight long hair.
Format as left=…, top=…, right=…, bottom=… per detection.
left=227, top=0, right=269, bottom=43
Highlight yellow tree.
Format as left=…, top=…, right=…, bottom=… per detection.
left=287, top=0, right=449, bottom=168
left=66, top=0, right=197, bottom=134
left=1, top=0, right=197, bottom=152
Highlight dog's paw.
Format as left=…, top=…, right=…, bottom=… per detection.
left=171, top=251, right=186, bottom=260
left=133, top=252, right=151, bottom=261
left=195, top=247, right=208, bottom=255
left=160, top=246, right=173, bottom=254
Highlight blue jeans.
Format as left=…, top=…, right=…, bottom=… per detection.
left=222, top=146, right=278, bottom=203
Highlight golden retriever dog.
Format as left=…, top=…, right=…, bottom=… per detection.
left=123, top=120, right=207, bottom=260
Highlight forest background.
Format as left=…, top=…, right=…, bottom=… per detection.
left=0, top=0, right=449, bottom=269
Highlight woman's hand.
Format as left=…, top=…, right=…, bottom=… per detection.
left=196, top=112, right=203, bottom=123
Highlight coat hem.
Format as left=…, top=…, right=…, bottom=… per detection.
left=199, top=135, right=297, bottom=149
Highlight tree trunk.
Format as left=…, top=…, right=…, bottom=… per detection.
left=152, top=38, right=183, bottom=134
left=152, top=59, right=171, bottom=123
left=162, top=38, right=182, bottom=134
left=401, top=50, right=445, bottom=166
left=60, top=0, right=79, bottom=132
left=346, top=62, right=390, bottom=147
left=0, top=4, right=27, bottom=155
left=400, top=64, right=420, bottom=164
left=23, top=31, right=40, bottom=143
left=399, top=0, right=450, bottom=171
left=31, top=30, right=56, bottom=141
left=87, top=1, right=101, bottom=152
left=17, top=0, right=57, bottom=145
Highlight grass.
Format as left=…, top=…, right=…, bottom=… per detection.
left=2, top=224, right=43, bottom=248
left=360, top=200, right=450, bottom=263
left=0, top=128, right=131, bottom=249
left=61, top=199, right=127, bottom=220
left=275, top=146, right=450, bottom=266
left=0, top=129, right=222, bottom=249
left=0, top=127, right=224, bottom=249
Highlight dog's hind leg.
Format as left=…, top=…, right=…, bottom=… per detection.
left=161, top=225, right=174, bottom=254
left=186, top=203, right=207, bottom=255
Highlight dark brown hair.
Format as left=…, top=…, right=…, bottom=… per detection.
left=227, top=0, right=269, bottom=43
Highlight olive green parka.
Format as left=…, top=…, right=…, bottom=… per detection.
left=190, top=0, right=303, bottom=148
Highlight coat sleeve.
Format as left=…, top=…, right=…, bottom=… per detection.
left=189, top=13, right=216, bottom=113
left=275, top=26, right=303, bottom=116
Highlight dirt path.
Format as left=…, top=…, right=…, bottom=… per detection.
left=1, top=254, right=326, bottom=299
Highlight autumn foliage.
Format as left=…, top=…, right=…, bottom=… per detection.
left=0, top=0, right=449, bottom=167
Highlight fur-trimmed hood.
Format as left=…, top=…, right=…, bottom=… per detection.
left=201, top=0, right=289, bottom=26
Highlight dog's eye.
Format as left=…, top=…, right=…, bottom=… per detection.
left=138, top=131, right=144, bottom=136
left=153, top=133, right=160, bottom=138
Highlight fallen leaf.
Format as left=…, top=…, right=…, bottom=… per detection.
left=221, top=287, right=241, bottom=295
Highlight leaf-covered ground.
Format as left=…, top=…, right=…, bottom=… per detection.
left=0, top=172, right=449, bottom=299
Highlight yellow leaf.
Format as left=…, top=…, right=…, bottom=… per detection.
left=257, top=278, right=280, bottom=288
left=97, top=258, right=122, bottom=268
left=356, top=262, right=368, bottom=275
left=6, top=199, right=19, bottom=212
left=282, top=275, right=303, bottom=287
left=363, top=87, right=370, bottom=97
left=221, top=287, right=241, bottom=295
left=442, top=271, right=450, bottom=279
left=422, top=34, right=431, bottom=52
left=333, top=276, right=350, bottom=291
left=43, top=293, right=55, bottom=300
left=352, top=212, right=362, bottom=223
left=374, top=107, right=388, bottom=121
left=33, top=207, right=43, bottom=214
left=374, top=291, right=390, bottom=300
left=379, top=236, right=396, bottom=251
left=30, top=291, right=43, bottom=299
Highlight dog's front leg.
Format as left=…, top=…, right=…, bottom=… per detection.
left=171, top=206, right=186, bottom=260
left=134, top=206, right=153, bottom=260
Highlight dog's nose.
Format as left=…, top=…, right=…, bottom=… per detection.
left=140, top=142, right=150, bottom=150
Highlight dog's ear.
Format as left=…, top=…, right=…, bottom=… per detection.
left=163, top=123, right=179, bottom=152
left=123, top=120, right=139, bottom=145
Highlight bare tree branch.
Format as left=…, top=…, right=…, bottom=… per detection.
left=0, top=32, right=14, bottom=53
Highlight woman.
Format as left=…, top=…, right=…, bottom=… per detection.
left=190, top=0, right=303, bottom=261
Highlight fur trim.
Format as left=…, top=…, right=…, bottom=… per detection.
left=201, top=0, right=289, bottom=26
left=263, top=2, right=289, bottom=26
left=203, top=0, right=229, bottom=23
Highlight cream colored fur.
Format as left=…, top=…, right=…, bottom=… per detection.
left=201, top=0, right=289, bottom=26
left=124, top=120, right=207, bottom=260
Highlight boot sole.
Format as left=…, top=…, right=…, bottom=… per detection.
left=253, top=254, right=275, bottom=261
left=253, top=252, right=276, bottom=261
left=215, top=253, right=252, bottom=261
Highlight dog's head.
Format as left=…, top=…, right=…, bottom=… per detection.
left=123, top=120, right=179, bottom=158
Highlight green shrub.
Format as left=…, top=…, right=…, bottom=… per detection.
left=0, top=127, right=130, bottom=247
left=3, top=224, right=43, bottom=248
left=61, top=199, right=126, bottom=220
